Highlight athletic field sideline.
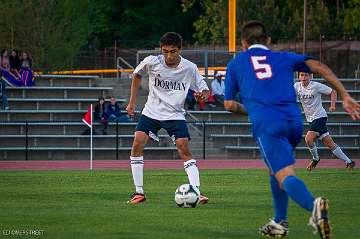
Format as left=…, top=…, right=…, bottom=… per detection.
left=0, top=169, right=359, bottom=239
left=0, top=159, right=358, bottom=170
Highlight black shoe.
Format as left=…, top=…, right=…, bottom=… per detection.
left=307, top=158, right=320, bottom=171
left=346, top=161, right=356, bottom=169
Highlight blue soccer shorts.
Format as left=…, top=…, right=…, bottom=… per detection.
left=135, top=114, right=190, bottom=142
left=256, top=120, right=303, bottom=174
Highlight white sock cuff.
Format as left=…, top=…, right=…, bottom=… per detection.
left=130, top=156, right=144, bottom=164
left=184, top=159, right=197, bottom=169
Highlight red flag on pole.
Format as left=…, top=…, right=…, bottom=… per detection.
left=82, top=104, right=93, bottom=170
left=82, top=105, right=93, bottom=128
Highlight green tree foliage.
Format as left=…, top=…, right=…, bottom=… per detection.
left=344, top=0, right=360, bottom=38
left=109, top=1, right=199, bottom=48
left=182, top=0, right=356, bottom=44
left=0, top=0, right=109, bottom=70
left=188, top=0, right=227, bottom=44
left=307, top=0, right=331, bottom=40
left=0, top=0, right=358, bottom=70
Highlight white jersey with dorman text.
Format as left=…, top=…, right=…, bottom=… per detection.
left=294, top=81, right=333, bottom=122
left=133, top=55, right=209, bottom=120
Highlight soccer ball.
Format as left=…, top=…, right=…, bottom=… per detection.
left=174, top=184, right=200, bottom=208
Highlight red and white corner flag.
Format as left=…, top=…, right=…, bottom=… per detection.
left=82, top=104, right=93, bottom=170
left=82, top=105, right=93, bottom=128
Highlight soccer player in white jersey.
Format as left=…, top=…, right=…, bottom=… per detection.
left=126, top=32, right=210, bottom=204
left=295, top=72, right=356, bottom=170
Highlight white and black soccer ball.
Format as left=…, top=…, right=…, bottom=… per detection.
left=174, top=184, right=200, bottom=208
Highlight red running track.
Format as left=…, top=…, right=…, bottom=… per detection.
left=0, top=159, right=357, bottom=171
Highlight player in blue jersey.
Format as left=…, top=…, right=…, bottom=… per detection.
left=224, top=20, right=360, bottom=239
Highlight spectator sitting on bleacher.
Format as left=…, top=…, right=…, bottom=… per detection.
left=211, top=72, right=225, bottom=105
left=106, top=96, right=131, bottom=122
left=0, top=50, right=34, bottom=87
left=9, top=49, right=21, bottom=78
left=0, top=71, right=9, bottom=110
left=20, top=51, right=32, bottom=69
left=19, top=51, right=33, bottom=86
left=185, top=89, right=205, bottom=111
left=94, top=96, right=108, bottom=135
left=0, top=49, right=10, bottom=71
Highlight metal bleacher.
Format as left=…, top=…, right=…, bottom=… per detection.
left=0, top=75, right=180, bottom=160
left=202, top=77, right=360, bottom=159
left=0, top=75, right=359, bottom=160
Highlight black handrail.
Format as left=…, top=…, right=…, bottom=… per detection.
left=25, top=121, right=28, bottom=161
left=116, top=122, right=119, bottom=160
left=202, top=121, right=206, bottom=160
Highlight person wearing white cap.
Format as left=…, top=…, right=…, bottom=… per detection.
left=211, top=72, right=225, bottom=105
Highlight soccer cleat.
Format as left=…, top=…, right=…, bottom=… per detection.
left=346, top=161, right=356, bottom=170
left=199, top=193, right=209, bottom=204
left=306, top=158, right=320, bottom=171
left=127, top=193, right=146, bottom=204
left=259, top=219, right=289, bottom=238
left=308, top=197, right=331, bottom=239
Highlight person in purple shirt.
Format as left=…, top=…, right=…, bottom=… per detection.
left=224, top=20, right=360, bottom=239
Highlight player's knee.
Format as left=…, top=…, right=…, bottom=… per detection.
left=275, top=165, right=295, bottom=186
left=305, top=134, right=315, bottom=146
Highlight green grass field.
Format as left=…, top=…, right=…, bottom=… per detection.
left=0, top=169, right=359, bottom=239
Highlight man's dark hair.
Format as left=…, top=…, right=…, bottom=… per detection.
left=160, top=32, right=182, bottom=49
left=241, top=20, right=268, bottom=45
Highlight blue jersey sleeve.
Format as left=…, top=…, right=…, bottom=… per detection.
left=224, top=59, right=239, bottom=100
left=285, top=52, right=313, bottom=73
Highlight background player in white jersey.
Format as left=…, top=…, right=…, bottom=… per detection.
left=126, top=32, right=210, bottom=204
left=295, top=72, right=356, bottom=170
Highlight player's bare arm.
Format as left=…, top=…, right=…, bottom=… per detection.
left=224, top=100, right=247, bottom=115
left=306, top=59, right=360, bottom=120
left=329, top=90, right=337, bottom=112
left=126, top=73, right=142, bottom=117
